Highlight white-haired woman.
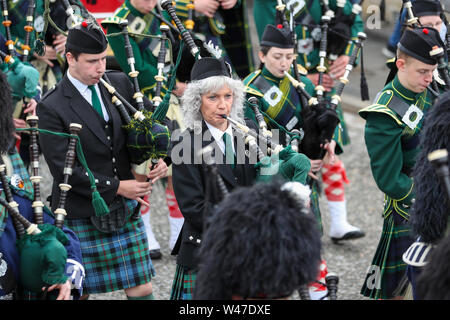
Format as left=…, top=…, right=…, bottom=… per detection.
left=169, top=57, right=259, bottom=300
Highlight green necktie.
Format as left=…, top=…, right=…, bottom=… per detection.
left=88, top=85, right=104, bottom=118
left=223, top=132, right=235, bottom=169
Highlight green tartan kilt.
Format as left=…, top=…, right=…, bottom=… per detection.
left=65, top=210, right=154, bottom=294
left=360, top=211, right=414, bottom=299
left=170, top=264, right=197, bottom=300
left=309, top=178, right=323, bottom=235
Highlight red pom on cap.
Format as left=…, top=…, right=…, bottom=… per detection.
left=81, top=21, right=88, bottom=28
left=423, top=28, right=429, bottom=34
left=277, top=24, right=283, bottom=29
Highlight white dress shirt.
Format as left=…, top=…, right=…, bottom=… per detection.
left=204, top=121, right=235, bottom=155
left=67, top=70, right=109, bottom=122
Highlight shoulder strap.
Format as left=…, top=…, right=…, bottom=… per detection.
left=252, top=74, right=273, bottom=95
left=359, top=104, right=403, bottom=126
left=387, top=95, right=425, bottom=130
left=386, top=94, right=411, bottom=120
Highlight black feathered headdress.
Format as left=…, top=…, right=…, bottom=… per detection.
left=409, top=90, right=450, bottom=243
left=194, top=180, right=322, bottom=299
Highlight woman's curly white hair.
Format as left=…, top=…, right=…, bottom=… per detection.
left=181, top=75, right=246, bottom=132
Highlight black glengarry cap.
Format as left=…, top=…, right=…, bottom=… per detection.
left=260, top=24, right=294, bottom=49
left=398, top=27, right=443, bottom=65
left=190, top=57, right=232, bottom=81
left=66, top=20, right=108, bottom=54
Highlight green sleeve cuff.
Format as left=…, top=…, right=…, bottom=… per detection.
left=396, top=180, right=415, bottom=206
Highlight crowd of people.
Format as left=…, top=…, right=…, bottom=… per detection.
left=1, top=0, right=450, bottom=301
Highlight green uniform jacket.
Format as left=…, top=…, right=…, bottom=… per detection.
left=243, top=67, right=344, bottom=153
left=359, top=76, right=435, bottom=220
left=253, top=0, right=364, bottom=71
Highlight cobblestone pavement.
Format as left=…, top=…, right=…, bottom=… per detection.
left=38, top=110, right=384, bottom=301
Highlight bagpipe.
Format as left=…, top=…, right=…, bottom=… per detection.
left=268, top=1, right=368, bottom=161
left=222, top=113, right=313, bottom=187
left=155, top=1, right=315, bottom=185
left=275, top=0, right=305, bottom=91
left=437, top=1, right=450, bottom=57
left=21, top=0, right=36, bottom=63
left=100, top=1, right=218, bottom=168
left=278, top=0, right=367, bottom=93
left=325, top=0, right=363, bottom=61
left=315, top=0, right=368, bottom=102
left=292, top=30, right=366, bottom=160
left=197, top=145, right=230, bottom=205
left=31, top=0, right=95, bottom=61
left=98, top=72, right=170, bottom=167
left=0, top=118, right=92, bottom=297
left=0, top=0, right=40, bottom=119
left=196, top=135, right=339, bottom=300
left=1, top=0, right=15, bottom=56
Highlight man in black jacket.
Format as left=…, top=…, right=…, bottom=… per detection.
left=37, top=21, right=167, bottom=300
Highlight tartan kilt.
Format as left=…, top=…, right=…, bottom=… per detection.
left=309, top=178, right=323, bottom=235
left=335, top=103, right=350, bottom=146
left=170, top=264, right=197, bottom=300
left=360, top=211, right=414, bottom=299
left=65, top=212, right=154, bottom=294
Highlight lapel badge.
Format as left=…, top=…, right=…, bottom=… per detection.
left=264, top=86, right=283, bottom=107
left=402, top=104, right=424, bottom=130
left=297, top=38, right=314, bottom=55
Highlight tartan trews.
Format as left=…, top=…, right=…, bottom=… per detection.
left=65, top=216, right=154, bottom=294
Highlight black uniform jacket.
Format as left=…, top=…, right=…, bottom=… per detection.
left=171, top=120, right=258, bottom=269
left=37, top=70, right=153, bottom=219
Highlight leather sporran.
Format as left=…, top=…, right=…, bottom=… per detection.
left=90, top=196, right=128, bottom=233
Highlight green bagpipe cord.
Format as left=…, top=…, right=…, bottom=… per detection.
left=16, top=127, right=109, bottom=217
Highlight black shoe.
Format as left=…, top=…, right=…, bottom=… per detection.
left=331, top=230, right=365, bottom=244
left=150, top=249, right=162, bottom=260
